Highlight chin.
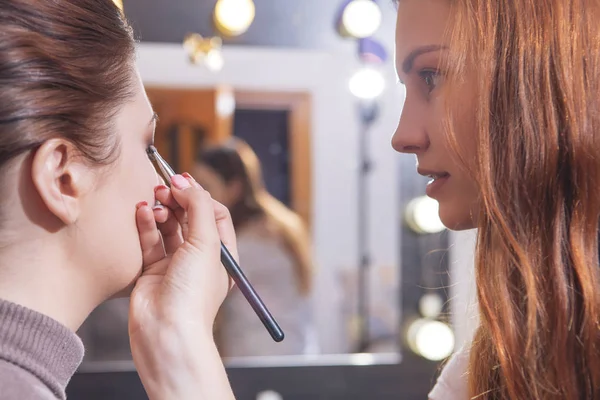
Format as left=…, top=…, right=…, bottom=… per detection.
left=439, top=203, right=477, bottom=231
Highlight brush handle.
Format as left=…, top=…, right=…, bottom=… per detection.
left=220, top=243, right=285, bottom=342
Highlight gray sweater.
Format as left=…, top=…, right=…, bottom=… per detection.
left=0, top=299, right=83, bottom=399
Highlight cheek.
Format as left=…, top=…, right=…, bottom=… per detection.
left=125, top=155, right=159, bottom=204
left=106, top=155, right=156, bottom=285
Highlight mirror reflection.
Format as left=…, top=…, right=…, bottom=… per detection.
left=195, top=138, right=316, bottom=357
left=76, top=0, right=470, bottom=377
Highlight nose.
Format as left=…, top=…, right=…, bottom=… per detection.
left=391, top=100, right=430, bottom=154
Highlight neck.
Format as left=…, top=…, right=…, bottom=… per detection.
left=0, top=238, right=102, bottom=331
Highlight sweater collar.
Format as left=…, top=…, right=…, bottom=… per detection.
left=0, top=298, right=84, bottom=398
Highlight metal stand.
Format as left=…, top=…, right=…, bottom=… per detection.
left=356, top=100, right=379, bottom=353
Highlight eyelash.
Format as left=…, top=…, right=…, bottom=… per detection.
left=418, top=69, right=440, bottom=93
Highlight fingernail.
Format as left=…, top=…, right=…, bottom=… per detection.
left=182, top=172, right=203, bottom=188
left=152, top=204, right=164, bottom=211
left=154, top=184, right=169, bottom=193
left=171, top=174, right=191, bottom=190
left=136, top=201, right=148, bottom=210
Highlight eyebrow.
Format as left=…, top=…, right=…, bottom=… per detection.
left=402, top=44, right=447, bottom=74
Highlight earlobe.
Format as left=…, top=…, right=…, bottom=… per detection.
left=31, top=139, right=85, bottom=225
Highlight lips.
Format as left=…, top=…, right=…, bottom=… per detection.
left=426, top=172, right=449, bottom=181
left=417, top=168, right=451, bottom=198
left=417, top=169, right=450, bottom=181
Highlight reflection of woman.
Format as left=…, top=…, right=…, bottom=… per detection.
left=0, top=1, right=237, bottom=398
left=193, top=138, right=315, bottom=357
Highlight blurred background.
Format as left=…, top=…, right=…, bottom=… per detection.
left=69, top=0, right=479, bottom=399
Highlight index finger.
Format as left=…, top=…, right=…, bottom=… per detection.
left=169, top=174, right=220, bottom=253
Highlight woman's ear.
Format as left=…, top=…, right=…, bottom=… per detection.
left=30, top=139, right=91, bottom=225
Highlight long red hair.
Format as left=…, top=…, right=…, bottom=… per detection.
left=441, top=0, right=600, bottom=398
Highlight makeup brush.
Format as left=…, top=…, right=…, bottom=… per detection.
left=146, top=145, right=284, bottom=343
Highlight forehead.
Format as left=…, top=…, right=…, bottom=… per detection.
left=395, top=0, right=452, bottom=61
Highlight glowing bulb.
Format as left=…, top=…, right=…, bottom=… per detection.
left=407, top=319, right=455, bottom=361
left=183, top=34, right=224, bottom=72
left=214, top=0, right=256, bottom=36
left=342, top=0, right=382, bottom=38
left=205, top=49, right=224, bottom=72
left=183, top=34, right=198, bottom=54
left=349, top=68, right=385, bottom=100
left=419, top=293, right=444, bottom=319
left=405, top=196, right=446, bottom=234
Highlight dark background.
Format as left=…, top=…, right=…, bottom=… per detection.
left=122, top=0, right=397, bottom=50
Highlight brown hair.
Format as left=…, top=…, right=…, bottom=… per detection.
left=0, top=0, right=136, bottom=168
left=196, top=138, right=313, bottom=294
left=440, top=0, right=600, bottom=398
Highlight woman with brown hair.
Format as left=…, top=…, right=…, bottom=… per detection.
left=392, top=0, right=600, bottom=398
left=193, top=138, right=315, bottom=357
left=0, top=0, right=236, bottom=399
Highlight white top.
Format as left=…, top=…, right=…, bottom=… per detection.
left=428, top=346, right=470, bottom=400
left=216, top=219, right=314, bottom=357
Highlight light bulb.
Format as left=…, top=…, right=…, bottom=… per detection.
left=342, top=0, right=382, bottom=38
left=419, top=293, right=444, bottom=319
left=349, top=68, right=385, bottom=100
left=183, top=34, right=224, bottom=72
left=183, top=33, right=202, bottom=61
left=205, top=49, right=224, bottom=72
left=407, top=319, right=455, bottom=361
left=214, top=0, right=256, bottom=36
left=405, top=196, right=446, bottom=234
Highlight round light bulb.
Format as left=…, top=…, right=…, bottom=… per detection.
left=214, top=0, right=256, bottom=36
left=407, top=319, right=455, bottom=361
left=349, top=68, right=385, bottom=100
left=405, top=196, right=446, bottom=234
left=419, top=293, right=444, bottom=318
left=205, top=49, right=224, bottom=72
left=342, top=0, right=382, bottom=38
